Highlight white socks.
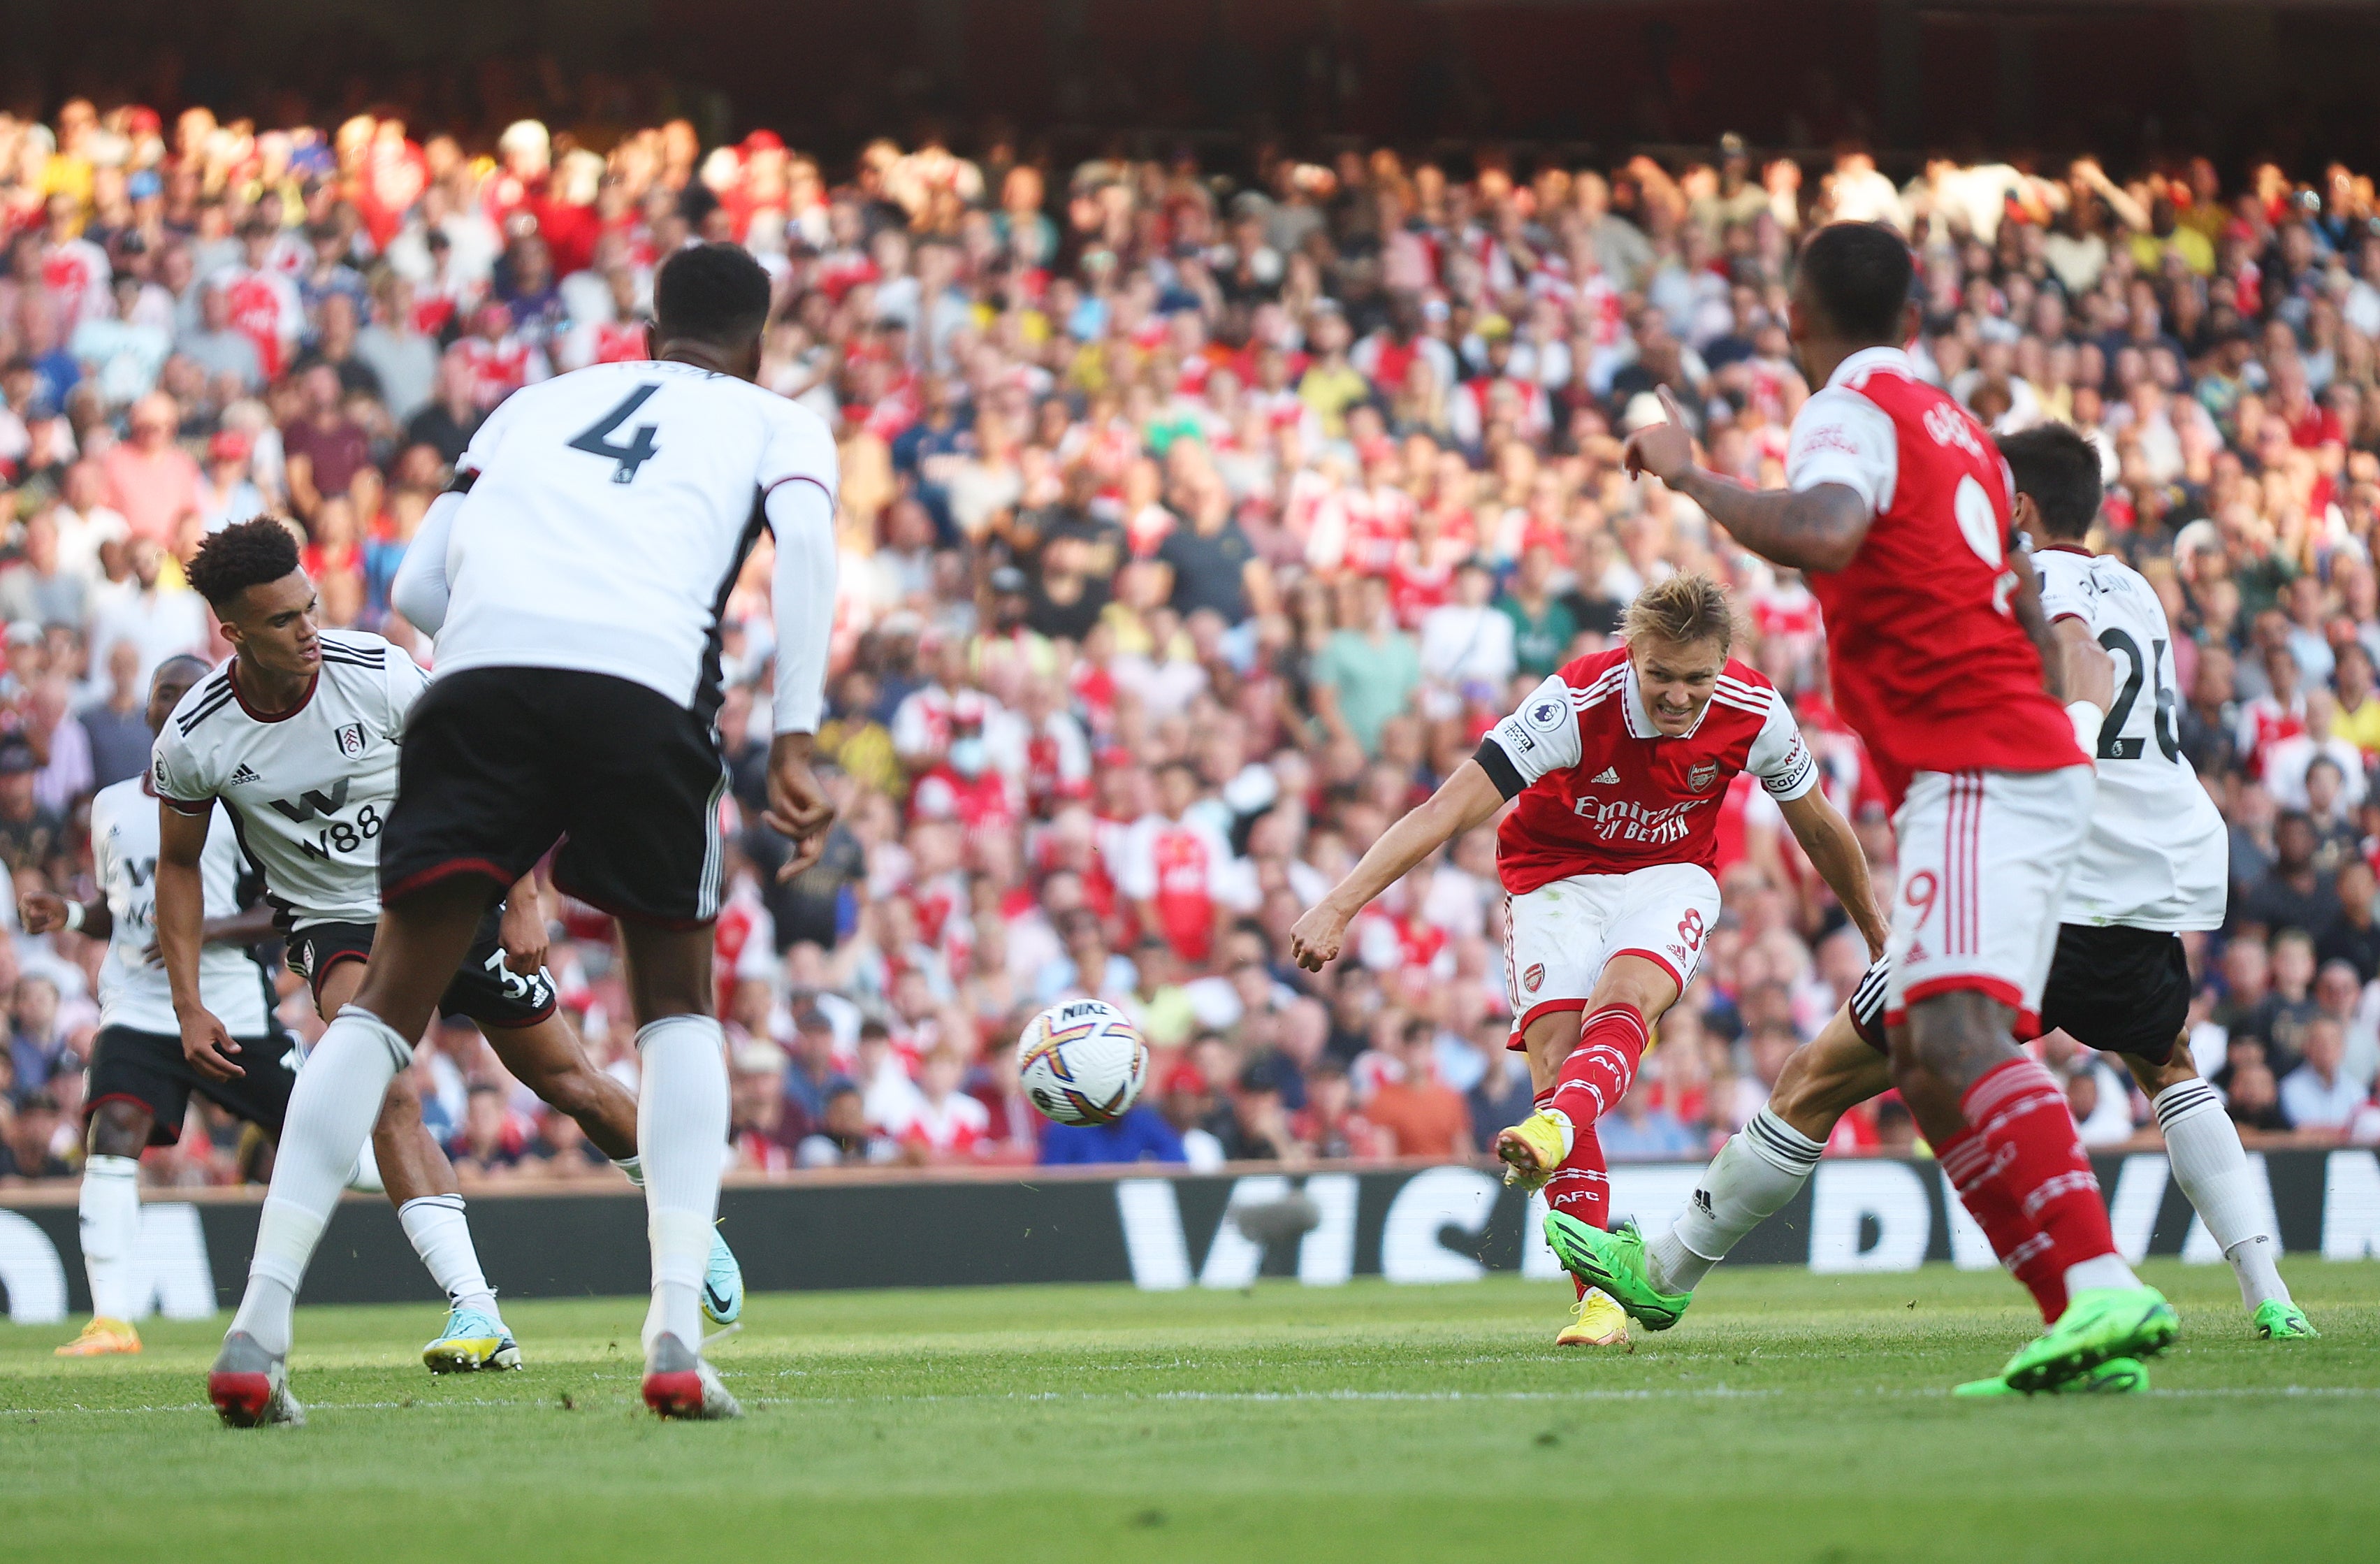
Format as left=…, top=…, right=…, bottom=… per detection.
left=230, top=1007, right=411, bottom=1358
left=2063, top=1253, right=2142, bottom=1294
left=79, top=1154, right=143, bottom=1322
left=1650, top=1109, right=1824, bottom=1294
left=2157, top=1078, right=2293, bottom=1310
left=634, top=1016, right=729, bottom=1354
left=398, top=1194, right=499, bottom=1317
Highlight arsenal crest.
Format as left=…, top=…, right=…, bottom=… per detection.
left=1522, top=962, right=1545, bottom=993
left=1687, top=761, right=1718, bottom=792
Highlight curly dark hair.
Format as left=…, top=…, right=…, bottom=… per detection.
left=184, top=516, right=302, bottom=612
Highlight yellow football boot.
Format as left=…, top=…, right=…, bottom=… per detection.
left=1556, top=1288, right=1631, bottom=1349
left=56, top=1317, right=142, bottom=1356
left=1495, top=1109, right=1573, bottom=1192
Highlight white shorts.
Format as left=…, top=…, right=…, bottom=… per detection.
left=1503, top=861, right=1722, bottom=1045
left=1884, top=766, right=2095, bottom=1036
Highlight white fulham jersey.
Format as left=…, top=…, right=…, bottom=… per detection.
left=89, top=777, right=273, bottom=1036
left=430, top=358, right=839, bottom=714
left=2035, top=545, right=2226, bottom=930
left=151, top=632, right=430, bottom=931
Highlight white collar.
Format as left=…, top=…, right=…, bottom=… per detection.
left=1826, top=344, right=1911, bottom=391
left=1622, top=660, right=1708, bottom=740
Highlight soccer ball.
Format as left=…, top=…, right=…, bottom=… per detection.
left=1017, top=998, right=1148, bottom=1127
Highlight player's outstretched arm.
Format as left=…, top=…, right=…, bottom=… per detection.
left=154, top=803, right=241, bottom=1080
left=1776, top=788, right=1889, bottom=959
left=388, top=490, right=460, bottom=633
left=498, top=871, right=550, bottom=975
left=1289, top=760, right=1504, bottom=971
left=1623, top=386, right=1875, bottom=572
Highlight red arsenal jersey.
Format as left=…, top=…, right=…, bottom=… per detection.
left=1785, top=347, right=2087, bottom=806
left=1480, top=646, right=1820, bottom=894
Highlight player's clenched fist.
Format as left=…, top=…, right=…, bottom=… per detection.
left=1288, top=902, right=1351, bottom=972
left=18, top=890, right=68, bottom=934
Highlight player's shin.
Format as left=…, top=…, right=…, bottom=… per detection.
left=397, top=1194, right=499, bottom=1317
left=1547, top=1004, right=1648, bottom=1131
left=230, top=1007, right=411, bottom=1356
left=78, top=1154, right=144, bottom=1323
left=2155, top=1078, right=2292, bottom=1312
left=1941, top=1056, right=2139, bottom=1317
left=1653, top=1109, right=1822, bottom=1295
left=636, top=1015, right=730, bottom=1354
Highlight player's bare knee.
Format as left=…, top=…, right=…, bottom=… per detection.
left=2124, top=1045, right=2197, bottom=1098
left=87, top=1099, right=154, bottom=1159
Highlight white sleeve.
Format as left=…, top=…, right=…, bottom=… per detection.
left=765, top=478, right=837, bottom=734
left=389, top=489, right=461, bottom=635
left=150, top=725, right=213, bottom=816
left=381, top=641, right=433, bottom=739
left=2033, top=552, right=2091, bottom=626
left=1785, top=386, right=1899, bottom=515
left=1745, top=695, right=1821, bottom=802
left=1477, top=673, right=1584, bottom=792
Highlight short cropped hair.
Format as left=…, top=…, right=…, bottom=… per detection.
left=184, top=516, right=301, bottom=613
left=654, top=242, right=772, bottom=352
left=1621, top=572, right=1737, bottom=654
left=1996, top=422, right=2104, bottom=541
left=1797, top=222, right=1915, bottom=344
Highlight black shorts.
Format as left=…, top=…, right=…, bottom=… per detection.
left=87, top=1024, right=298, bottom=1147
left=288, top=909, right=558, bottom=1029
left=1850, top=955, right=1890, bottom=1055
left=2038, top=923, right=2191, bottom=1065
left=379, top=667, right=729, bottom=927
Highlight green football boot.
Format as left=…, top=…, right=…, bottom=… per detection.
left=1953, top=1356, right=2149, bottom=1398
left=2254, top=1299, right=2318, bottom=1340
left=1541, top=1212, right=1692, bottom=1331
left=1999, top=1286, right=2177, bottom=1394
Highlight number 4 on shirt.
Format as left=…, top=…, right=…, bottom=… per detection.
left=569, top=384, right=662, bottom=483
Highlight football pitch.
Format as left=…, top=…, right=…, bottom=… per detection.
left=2, top=1260, right=2374, bottom=1563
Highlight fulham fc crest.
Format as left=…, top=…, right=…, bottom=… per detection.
left=335, top=722, right=366, bottom=759
left=1686, top=761, right=1718, bottom=792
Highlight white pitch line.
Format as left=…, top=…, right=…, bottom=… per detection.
left=6, top=1384, right=2378, bottom=1418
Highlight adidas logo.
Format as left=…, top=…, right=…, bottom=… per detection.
left=1588, top=766, right=1620, bottom=785
left=229, top=764, right=261, bottom=785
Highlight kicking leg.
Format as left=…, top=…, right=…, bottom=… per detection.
left=2126, top=1045, right=2313, bottom=1338
left=616, top=917, right=741, bottom=1419
left=61, top=1098, right=156, bottom=1356
left=319, top=957, right=514, bottom=1369
left=1648, top=1003, right=1890, bottom=1296
left=211, top=879, right=490, bottom=1425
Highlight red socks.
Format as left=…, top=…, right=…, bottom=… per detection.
left=1534, top=1086, right=1608, bottom=1301
left=1539, top=1004, right=1646, bottom=1270
left=1938, top=1058, right=2117, bottom=1324
left=1548, top=1004, right=1648, bottom=1128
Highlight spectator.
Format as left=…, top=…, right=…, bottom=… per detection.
left=2279, top=1019, right=2364, bottom=1134
left=0, top=507, right=92, bottom=630
left=101, top=390, right=203, bottom=544
left=1360, top=1018, right=1472, bottom=1157
left=78, top=639, right=154, bottom=790
left=87, top=536, right=209, bottom=690
left=1040, top=1103, right=1188, bottom=1165
left=1310, top=574, right=1422, bottom=755
left=2237, top=815, right=2339, bottom=941
left=0, top=1091, right=71, bottom=1180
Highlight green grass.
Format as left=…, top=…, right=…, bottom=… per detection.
left=2, top=1260, right=2375, bottom=1563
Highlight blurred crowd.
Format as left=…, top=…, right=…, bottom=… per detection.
left=4, top=89, right=2380, bottom=1191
